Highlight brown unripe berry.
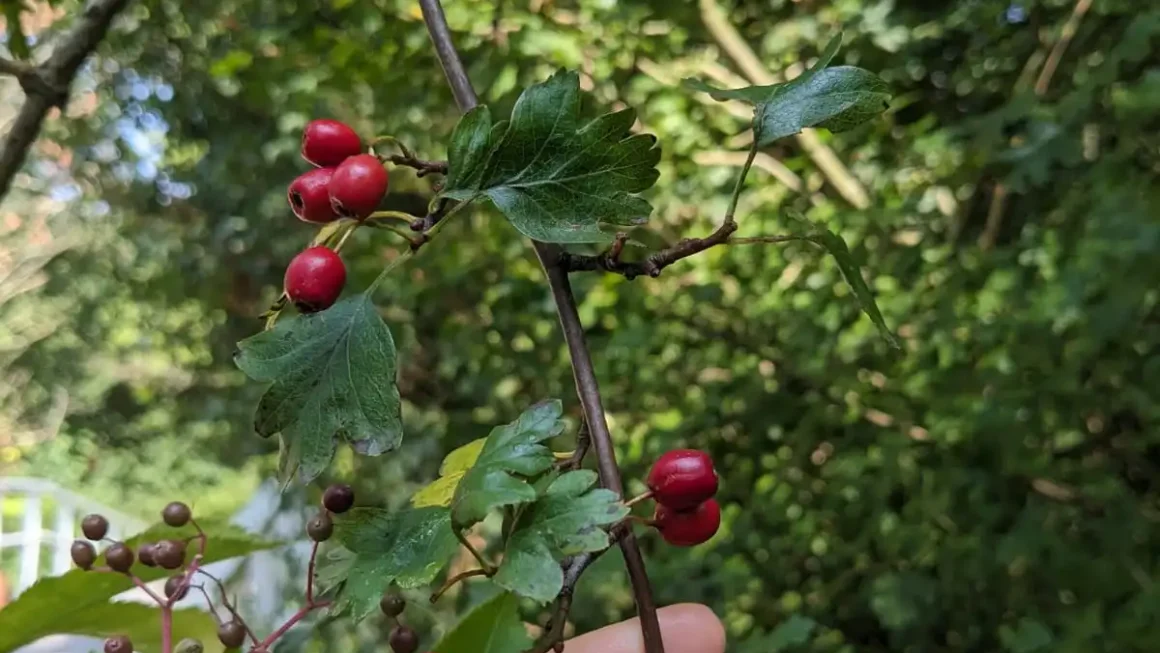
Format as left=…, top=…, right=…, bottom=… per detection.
left=322, top=484, right=355, bottom=514
left=153, top=539, right=187, bottom=570
left=71, top=540, right=97, bottom=570
left=379, top=593, right=406, bottom=617
left=137, top=543, right=157, bottom=567
left=103, top=635, right=133, bottom=653
left=162, top=502, right=192, bottom=528
left=306, top=511, right=334, bottom=542
left=389, top=625, right=419, bottom=653
left=81, top=514, right=109, bottom=541
left=217, top=621, right=247, bottom=648
left=165, top=574, right=189, bottom=601
left=105, top=543, right=135, bottom=573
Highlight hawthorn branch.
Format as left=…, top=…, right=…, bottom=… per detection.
left=416, top=2, right=665, bottom=652
left=0, top=0, right=133, bottom=201
left=524, top=551, right=603, bottom=653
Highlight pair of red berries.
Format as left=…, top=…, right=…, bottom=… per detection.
left=290, top=119, right=390, bottom=223
left=647, top=449, right=722, bottom=547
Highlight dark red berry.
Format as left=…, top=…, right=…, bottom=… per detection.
left=106, top=543, right=135, bottom=573
left=154, top=539, right=187, bottom=570
left=380, top=593, right=406, bottom=617
left=389, top=625, right=419, bottom=653
left=217, top=621, right=247, bottom=648
left=653, top=498, right=721, bottom=547
left=284, top=246, right=346, bottom=313
left=162, top=501, right=192, bottom=528
left=165, top=574, right=189, bottom=601
left=138, top=543, right=158, bottom=567
left=104, top=635, right=133, bottom=653
left=288, top=167, right=341, bottom=224
left=71, top=540, right=97, bottom=570
left=81, top=514, right=109, bottom=541
left=329, top=154, right=389, bottom=219
left=306, top=511, right=334, bottom=542
left=302, top=119, right=362, bottom=167
left=646, top=449, right=719, bottom=511
left=323, top=484, right=355, bottom=514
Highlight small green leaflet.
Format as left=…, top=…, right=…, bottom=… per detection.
left=441, top=70, right=661, bottom=244
left=234, top=294, right=403, bottom=484
left=684, top=34, right=891, bottom=145
left=411, top=437, right=487, bottom=508
left=326, top=506, right=460, bottom=622
left=450, top=399, right=565, bottom=528
left=805, top=230, right=900, bottom=348
left=432, top=591, right=534, bottom=653
left=494, top=470, right=628, bottom=603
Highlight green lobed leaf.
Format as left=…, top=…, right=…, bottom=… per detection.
left=450, top=399, right=565, bottom=528
left=441, top=70, right=661, bottom=244
left=684, top=34, right=890, bottom=145
left=432, top=591, right=534, bottom=653
left=0, top=519, right=279, bottom=652
left=234, top=293, right=403, bottom=484
left=493, top=470, right=628, bottom=603
left=806, top=231, right=901, bottom=348
left=411, top=437, right=487, bottom=508
left=326, top=506, right=460, bottom=622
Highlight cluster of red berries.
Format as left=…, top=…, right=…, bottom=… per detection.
left=646, top=449, right=722, bottom=546
left=283, top=119, right=391, bottom=313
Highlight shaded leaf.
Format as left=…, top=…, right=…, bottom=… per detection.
left=1000, top=618, right=1054, bottom=653
left=806, top=231, right=901, bottom=348
left=412, top=437, right=487, bottom=508
left=432, top=591, right=533, bottom=653
left=327, top=506, right=459, bottom=622
left=443, top=105, right=498, bottom=194
left=450, top=399, right=565, bottom=528
left=441, top=71, right=661, bottom=244
left=3, top=3, right=30, bottom=60
left=768, top=614, right=817, bottom=651
left=234, top=294, right=403, bottom=484
left=0, top=602, right=217, bottom=653
left=493, top=470, right=628, bottom=602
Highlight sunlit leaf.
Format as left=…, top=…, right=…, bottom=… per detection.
left=412, top=437, right=487, bottom=508
left=432, top=591, right=533, bottom=653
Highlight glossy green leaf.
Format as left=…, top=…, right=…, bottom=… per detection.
left=494, top=470, right=628, bottom=602
left=234, top=294, right=403, bottom=484
left=327, top=506, right=459, bottom=622
left=432, top=591, right=534, bottom=653
left=443, top=105, right=498, bottom=195
left=806, top=231, right=901, bottom=348
left=450, top=399, right=565, bottom=528
left=0, top=602, right=217, bottom=653
left=441, top=70, right=661, bottom=244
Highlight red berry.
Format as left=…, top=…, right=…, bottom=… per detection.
left=284, top=246, right=346, bottom=313
left=288, top=168, right=340, bottom=224
left=646, top=449, right=719, bottom=511
left=653, top=499, right=721, bottom=547
left=302, top=119, right=362, bottom=167
left=329, top=154, right=389, bottom=219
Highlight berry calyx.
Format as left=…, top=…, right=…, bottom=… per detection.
left=389, top=625, right=419, bottom=653
left=653, top=498, right=721, bottom=547
left=81, top=513, right=109, bottom=541
left=103, top=635, right=133, bottom=653
left=153, top=539, right=187, bottom=570
left=646, top=449, right=719, bottom=511
left=323, top=484, right=355, bottom=514
left=329, top=154, right=389, bottom=219
left=302, top=119, right=362, bottom=168
left=165, top=574, right=189, bottom=601
left=380, top=593, right=406, bottom=618
left=306, top=511, right=334, bottom=542
left=106, top=543, right=135, bottom=573
left=217, top=621, right=247, bottom=648
left=162, top=501, right=192, bottom=528
left=284, top=246, right=346, bottom=313
left=288, top=168, right=341, bottom=224
left=137, top=543, right=157, bottom=567
left=71, top=540, right=97, bottom=570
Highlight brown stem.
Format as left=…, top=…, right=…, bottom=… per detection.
left=430, top=567, right=493, bottom=603
left=555, top=418, right=592, bottom=471
left=416, top=2, right=664, bottom=651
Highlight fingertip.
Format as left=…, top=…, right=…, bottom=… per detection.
left=657, top=603, right=727, bottom=653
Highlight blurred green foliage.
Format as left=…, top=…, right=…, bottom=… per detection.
left=3, top=0, right=1160, bottom=651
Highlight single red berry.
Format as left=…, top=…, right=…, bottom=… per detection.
left=165, top=574, right=189, bottom=601
left=288, top=167, right=341, bottom=224
left=153, top=539, right=187, bottom=570
left=322, top=484, right=355, bottom=514
left=217, top=621, right=247, bottom=648
left=306, top=511, right=334, bottom=542
left=71, top=540, right=97, bottom=570
left=162, top=501, right=193, bottom=527
left=104, top=635, right=133, bottom=653
left=329, top=154, right=389, bottom=219
left=138, top=543, right=158, bottom=567
left=81, top=513, right=109, bottom=540
left=646, top=449, right=719, bottom=511
left=106, top=543, right=135, bottom=573
left=284, top=246, right=346, bottom=313
left=302, top=119, right=363, bottom=167
left=654, top=498, right=721, bottom=547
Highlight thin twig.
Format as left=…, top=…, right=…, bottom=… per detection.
left=1036, top=0, right=1094, bottom=96
left=523, top=552, right=604, bottom=653
left=430, top=568, right=493, bottom=602
left=0, top=0, right=133, bottom=201
left=555, top=419, right=591, bottom=471
left=387, top=153, right=448, bottom=177
left=416, top=2, right=665, bottom=651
